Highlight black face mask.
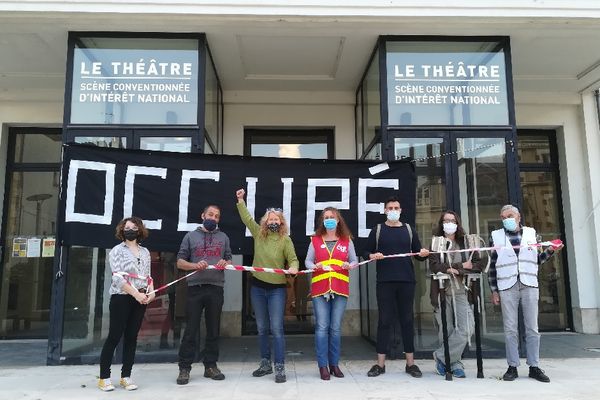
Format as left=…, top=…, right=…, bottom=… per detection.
left=267, top=223, right=280, bottom=232
left=123, top=229, right=139, bottom=241
left=203, top=218, right=217, bottom=232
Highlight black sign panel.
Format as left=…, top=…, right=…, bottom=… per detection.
left=59, top=144, right=416, bottom=254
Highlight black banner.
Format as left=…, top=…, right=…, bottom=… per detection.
left=59, top=144, right=416, bottom=255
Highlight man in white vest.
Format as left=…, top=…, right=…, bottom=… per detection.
left=488, top=205, right=563, bottom=383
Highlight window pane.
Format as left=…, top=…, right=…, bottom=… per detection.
left=62, top=249, right=181, bottom=358
left=204, top=138, right=214, bottom=154
left=457, top=137, right=508, bottom=334
left=364, top=143, right=381, bottom=160
left=386, top=41, right=509, bottom=126
left=13, top=132, right=61, bottom=163
left=204, top=49, right=219, bottom=150
left=70, top=37, right=199, bottom=125
left=392, top=137, right=447, bottom=349
left=0, top=171, right=58, bottom=338
left=521, top=171, right=568, bottom=330
left=518, top=135, right=551, bottom=164
left=362, top=50, right=380, bottom=149
left=250, top=143, right=327, bottom=159
left=355, top=88, right=364, bottom=158
left=74, top=136, right=126, bottom=148
left=140, top=137, right=191, bottom=153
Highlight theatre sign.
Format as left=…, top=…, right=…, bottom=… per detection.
left=386, top=40, right=510, bottom=126
left=69, top=37, right=200, bottom=125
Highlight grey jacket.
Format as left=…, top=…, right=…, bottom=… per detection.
left=177, top=225, right=232, bottom=287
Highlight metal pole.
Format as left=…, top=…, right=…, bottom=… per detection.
left=433, top=274, right=452, bottom=381
left=468, top=273, right=484, bottom=378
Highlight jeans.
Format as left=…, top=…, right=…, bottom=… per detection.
left=499, top=282, right=540, bottom=367
left=251, top=285, right=286, bottom=364
left=433, top=290, right=474, bottom=365
left=375, top=281, right=416, bottom=354
left=178, top=284, right=224, bottom=370
left=312, top=295, right=347, bottom=368
left=100, top=294, right=147, bottom=379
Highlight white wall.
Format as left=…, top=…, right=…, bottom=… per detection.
left=515, top=99, right=600, bottom=333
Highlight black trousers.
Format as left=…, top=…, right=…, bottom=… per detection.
left=178, top=284, right=224, bottom=370
left=375, top=281, right=416, bottom=354
left=99, top=294, right=147, bottom=379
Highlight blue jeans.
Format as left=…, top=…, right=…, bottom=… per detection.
left=313, top=295, right=347, bottom=368
left=251, top=285, right=286, bottom=364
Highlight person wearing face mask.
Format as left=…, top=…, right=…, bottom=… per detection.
left=176, top=205, right=232, bottom=385
left=429, top=211, right=485, bottom=378
left=305, top=207, right=357, bottom=380
left=488, top=204, right=563, bottom=383
left=235, top=188, right=299, bottom=383
left=98, top=217, right=154, bottom=392
left=364, top=196, right=430, bottom=378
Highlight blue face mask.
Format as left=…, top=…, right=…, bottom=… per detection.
left=323, top=218, right=337, bottom=230
left=387, top=210, right=401, bottom=222
left=202, top=218, right=217, bottom=232
left=502, top=217, right=518, bottom=232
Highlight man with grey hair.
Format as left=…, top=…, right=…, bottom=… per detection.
left=488, top=204, right=563, bottom=383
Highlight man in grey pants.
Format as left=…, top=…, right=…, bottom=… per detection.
left=176, top=205, right=232, bottom=385
left=488, top=204, right=563, bottom=383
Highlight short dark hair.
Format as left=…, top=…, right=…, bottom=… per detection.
left=203, top=204, right=221, bottom=214
left=384, top=196, right=401, bottom=208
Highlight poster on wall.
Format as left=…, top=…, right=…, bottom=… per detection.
left=42, top=238, right=56, bottom=257
left=387, top=51, right=509, bottom=126
left=70, top=43, right=199, bottom=125
left=26, top=238, right=41, bottom=258
left=58, top=144, right=416, bottom=254
left=12, top=237, right=27, bottom=257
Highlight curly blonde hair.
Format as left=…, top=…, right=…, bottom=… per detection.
left=259, top=210, right=289, bottom=238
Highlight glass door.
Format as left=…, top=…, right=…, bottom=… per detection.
left=242, top=128, right=334, bottom=335
left=452, top=133, right=514, bottom=336
left=518, top=131, right=571, bottom=330
left=386, top=134, right=449, bottom=349
left=0, top=129, right=61, bottom=339
left=369, top=131, right=519, bottom=354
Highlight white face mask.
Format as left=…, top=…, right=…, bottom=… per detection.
left=386, top=210, right=401, bottom=222
left=443, top=222, right=458, bottom=235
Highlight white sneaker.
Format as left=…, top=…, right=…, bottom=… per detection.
left=98, top=378, right=115, bottom=391
left=119, top=377, right=138, bottom=391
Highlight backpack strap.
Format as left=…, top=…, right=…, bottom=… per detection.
left=405, top=223, right=413, bottom=246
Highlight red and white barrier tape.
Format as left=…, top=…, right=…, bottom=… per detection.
left=137, top=239, right=562, bottom=296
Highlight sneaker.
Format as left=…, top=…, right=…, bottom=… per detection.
left=367, top=364, right=385, bottom=377
left=204, top=366, right=225, bottom=381
left=405, top=364, right=422, bottom=378
left=176, top=369, right=190, bottom=385
left=252, top=358, right=273, bottom=377
left=433, top=353, right=446, bottom=376
left=119, top=377, right=138, bottom=391
left=450, top=362, right=466, bottom=378
left=503, top=366, right=518, bottom=381
left=529, top=366, right=550, bottom=383
left=98, top=378, right=115, bottom=392
left=274, top=363, right=286, bottom=383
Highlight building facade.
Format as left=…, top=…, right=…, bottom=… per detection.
left=0, top=1, right=599, bottom=365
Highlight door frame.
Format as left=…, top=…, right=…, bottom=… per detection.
left=517, top=129, right=573, bottom=331
left=0, top=127, right=62, bottom=339
left=240, top=127, right=335, bottom=335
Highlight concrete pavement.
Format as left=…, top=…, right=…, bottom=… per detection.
left=1, top=333, right=600, bottom=400
left=1, top=357, right=599, bottom=400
